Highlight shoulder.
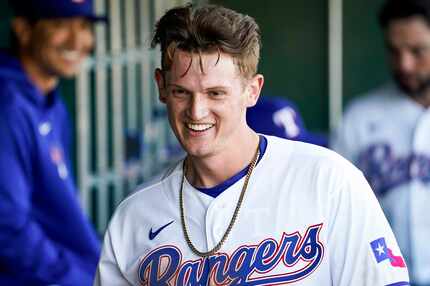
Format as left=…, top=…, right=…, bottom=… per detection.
left=0, top=71, right=33, bottom=119
left=0, top=89, right=28, bottom=133
left=264, top=135, right=364, bottom=194
left=0, top=75, right=35, bottom=134
left=0, top=79, right=21, bottom=111
left=108, top=160, right=183, bottom=226
left=344, top=83, right=402, bottom=118
left=265, top=135, right=359, bottom=175
left=265, top=135, right=348, bottom=161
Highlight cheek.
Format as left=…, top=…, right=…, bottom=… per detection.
left=45, top=31, right=70, bottom=48
left=28, top=31, right=50, bottom=51
left=28, top=36, right=54, bottom=62
left=166, top=102, right=185, bottom=123
left=81, top=31, right=95, bottom=50
left=418, top=57, right=430, bottom=73
left=214, top=101, right=244, bottom=122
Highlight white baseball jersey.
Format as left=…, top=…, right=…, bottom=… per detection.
left=331, top=82, right=430, bottom=284
left=95, top=135, right=409, bottom=285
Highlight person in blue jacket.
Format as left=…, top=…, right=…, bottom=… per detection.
left=0, top=0, right=106, bottom=284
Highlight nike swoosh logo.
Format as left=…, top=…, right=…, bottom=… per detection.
left=149, top=220, right=174, bottom=240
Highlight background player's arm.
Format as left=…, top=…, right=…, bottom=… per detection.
left=0, top=109, right=95, bottom=285
left=327, top=166, right=409, bottom=285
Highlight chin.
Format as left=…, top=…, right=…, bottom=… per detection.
left=183, top=145, right=212, bottom=158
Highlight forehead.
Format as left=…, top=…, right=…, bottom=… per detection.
left=165, top=50, right=243, bottom=89
left=386, top=16, right=430, bottom=46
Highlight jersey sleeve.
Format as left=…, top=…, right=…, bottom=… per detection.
left=0, top=109, right=94, bottom=285
left=327, top=165, right=409, bottom=285
left=94, top=209, right=135, bottom=286
left=94, top=225, right=133, bottom=286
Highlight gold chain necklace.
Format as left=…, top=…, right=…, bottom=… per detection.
left=179, top=148, right=260, bottom=257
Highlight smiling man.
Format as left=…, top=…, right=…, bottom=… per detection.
left=95, top=4, right=409, bottom=285
left=0, top=0, right=105, bottom=285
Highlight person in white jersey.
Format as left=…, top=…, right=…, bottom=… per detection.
left=95, top=3, right=409, bottom=285
left=332, top=0, right=430, bottom=284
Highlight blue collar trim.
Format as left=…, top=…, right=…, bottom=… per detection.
left=196, top=135, right=267, bottom=198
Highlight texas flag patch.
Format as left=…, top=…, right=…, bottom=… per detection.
left=370, top=237, right=406, bottom=268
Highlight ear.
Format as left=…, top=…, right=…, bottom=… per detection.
left=245, top=74, right=264, bottom=108
left=11, top=17, right=33, bottom=48
left=155, top=68, right=167, bottom=104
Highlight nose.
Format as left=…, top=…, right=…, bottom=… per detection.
left=187, top=94, right=209, bottom=120
left=396, top=51, right=416, bottom=73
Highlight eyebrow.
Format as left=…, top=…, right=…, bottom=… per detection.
left=167, top=84, right=190, bottom=91
left=167, top=84, right=229, bottom=92
left=205, top=86, right=229, bottom=91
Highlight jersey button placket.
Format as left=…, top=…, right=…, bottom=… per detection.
left=205, top=196, right=230, bottom=251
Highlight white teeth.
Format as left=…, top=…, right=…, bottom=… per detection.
left=187, top=123, right=214, bottom=131
left=61, top=50, right=80, bottom=61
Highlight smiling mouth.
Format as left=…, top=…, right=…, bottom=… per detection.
left=186, top=123, right=214, bottom=132
left=60, top=50, right=82, bottom=62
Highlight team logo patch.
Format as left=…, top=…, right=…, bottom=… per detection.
left=50, top=146, right=63, bottom=164
left=38, top=122, right=51, bottom=136
left=139, top=224, right=324, bottom=285
left=50, top=146, right=69, bottom=179
left=273, top=107, right=300, bottom=138
left=370, top=237, right=405, bottom=268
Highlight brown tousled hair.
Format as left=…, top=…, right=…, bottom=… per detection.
left=151, top=3, right=261, bottom=79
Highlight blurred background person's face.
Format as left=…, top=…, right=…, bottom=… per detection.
left=385, top=16, right=430, bottom=96
left=14, top=17, right=94, bottom=78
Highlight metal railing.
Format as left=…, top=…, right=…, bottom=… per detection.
left=76, top=0, right=187, bottom=234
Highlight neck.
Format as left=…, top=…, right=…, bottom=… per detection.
left=185, top=131, right=260, bottom=188
left=19, top=53, right=58, bottom=95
